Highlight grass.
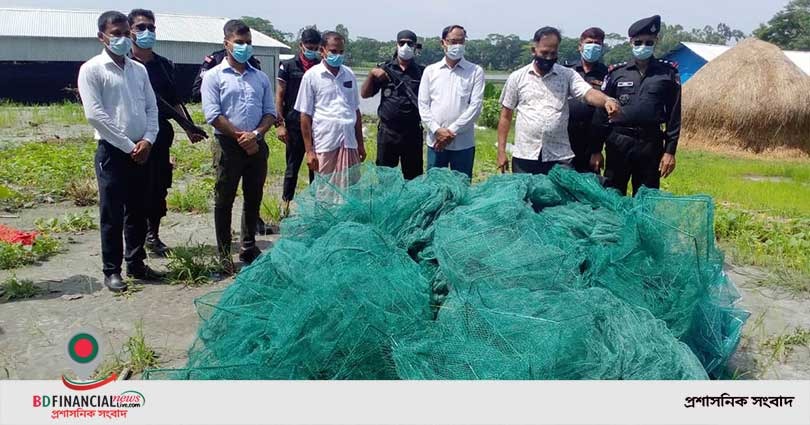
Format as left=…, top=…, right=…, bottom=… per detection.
left=165, top=244, right=223, bottom=286
left=1, top=275, right=41, bottom=302
left=65, top=178, right=98, bottom=206
left=93, top=321, right=160, bottom=379
left=0, top=101, right=86, bottom=128
left=0, top=236, right=61, bottom=270
left=261, top=197, right=283, bottom=226
left=762, top=327, right=810, bottom=363
left=34, top=210, right=97, bottom=234
left=167, top=179, right=214, bottom=213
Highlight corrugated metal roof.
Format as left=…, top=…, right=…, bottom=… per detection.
left=0, top=8, right=288, bottom=49
left=675, top=41, right=810, bottom=75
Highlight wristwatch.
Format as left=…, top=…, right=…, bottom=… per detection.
left=252, top=130, right=262, bottom=139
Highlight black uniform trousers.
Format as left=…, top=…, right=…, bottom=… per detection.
left=568, top=123, right=595, bottom=173
left=604, top=128, right=664, bottom=196
left=94, top=140, right=148, bottom=276
left=213, top=135, right=268, bottom=258
left=376, top=122, right=424, bottom=180
left=512, top=149, right=573, bottom=175
left=145, top=121, right=174, bottom=224
left=282, top=124, right=314, bottom=202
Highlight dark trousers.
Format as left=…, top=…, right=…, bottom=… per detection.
left=145, top=122, right=173, bottom=225
left=94, top=140, right=148, bottom=276
left=568, top=124, right=595, bottom=173
left=282, top=125, right=314, bottom=201
left=376, top=122, right=424, bottom=180
left=427, top=146, right=475, bottom=179
left=512, top=149, right=573, bottom=175
left=604, top=130, right=664, bottom=196
left=213, top=135, right=268, bottom=258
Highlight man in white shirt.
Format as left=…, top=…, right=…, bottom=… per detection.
left=78, top=11, right=160, bottom=292
left=496, top=27, right=620, bottom=175
left=295, top=31, right=366, bottom=187
left=418, top=25, right=485, bottom=180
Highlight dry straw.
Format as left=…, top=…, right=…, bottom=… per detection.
left=682, top=38, right=810, bottom=157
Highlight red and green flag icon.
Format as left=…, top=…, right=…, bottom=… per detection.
left=64, top=326, right=106, bottom=383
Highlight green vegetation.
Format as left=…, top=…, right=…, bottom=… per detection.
left=0, top=236, right=61, bottom=270
left=35, top=210, right=97, bottom=234
left=165, top=244, right=223, bottom=286
left=167, top=179, right=214, bottom=213
left=0, top=102, right=86, bottom=128
left=0, top=139, right=95, bottom=202
left=93, top=321, right=160, bottom=379
left=261, top=197, right=283, bottom=226
left=754, top=0, right=810, bottom=50
left=1, top=275, right=41, bottom=302
left=65, top=178, right=98, bottom=206
left=762, top=327, right=810, bottom=362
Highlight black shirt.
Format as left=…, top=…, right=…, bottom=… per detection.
left=277, top=54, right=316, bottom=126
left=565, top=58, right=608, bottom=125
left=600, top=57, right=682, bottom=154
left=374, top=58, right=424, bottom=129
left=133, top=52, right=178, bottom=124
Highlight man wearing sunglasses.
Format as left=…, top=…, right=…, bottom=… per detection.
left=592, top=15, right=681, bottom=196
left=128, top=9, right=207, bottom=258
left=361, top=30, right=425, bottom=180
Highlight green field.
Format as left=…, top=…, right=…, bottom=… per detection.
left=0, top=104, right=807, bottom=289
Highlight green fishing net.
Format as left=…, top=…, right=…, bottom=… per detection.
left=143, top=165, right=748, bottom=380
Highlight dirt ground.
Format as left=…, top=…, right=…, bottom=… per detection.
left=0, top=202, right=808, bottom=380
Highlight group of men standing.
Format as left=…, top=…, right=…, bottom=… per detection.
left=78, top=10, right=680, bottom=292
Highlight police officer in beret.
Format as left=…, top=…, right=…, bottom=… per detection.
left=360, top=30, right=425, bottom=180
left=591, top=15, right=681, bottom=195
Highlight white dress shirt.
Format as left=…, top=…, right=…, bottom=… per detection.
left=294, top=62, right=360, bottom=153
left=78, top=49, right=159, bottom=153
left=500, top=62, right=592, bottom=161
left=418, top=57, right=485, bottom=151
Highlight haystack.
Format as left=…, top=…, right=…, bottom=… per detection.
left=682, top=38, right=810, bottom=156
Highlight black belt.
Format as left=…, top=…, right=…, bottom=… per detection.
left=612, top=125, right=663, bottom=139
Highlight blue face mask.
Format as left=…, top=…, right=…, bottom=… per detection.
left=632, top=44, right=655, bottom=60
left=106, top=35, right=132, bottom=57
left=230, top=42, right=254, bottom=64
left=325, top=52, right=344, bottom=68
left=134, top=30, right=156, bottom=49
left=581, top=43, right=603, bottom=63
left=303, top=48, right=320, bottom=60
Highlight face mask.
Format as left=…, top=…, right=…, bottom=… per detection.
left=534, top=56, right=557, bottom=73
left=106, top=35, right=132, bottom=57
left=398, top=44, right=415, bottom=61
left=581, top=43, right=603, bottom=63
left=134, top=30, right=156, bottom=49
left=325, top=52, right=344, bottom=68
left=445, top=44, right=465, bottom=61
left=303, top=48, right=320, bottom=60
left=230, top=42, right=253, bottom=64
left=632, top=44, right=655, bottom=60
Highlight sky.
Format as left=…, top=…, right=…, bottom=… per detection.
left=6, top=0, right=790, bottom=41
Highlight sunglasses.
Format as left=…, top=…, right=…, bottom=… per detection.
left=397, top=40, right=415, bottom=47
left=632, top=40, right=655, bottom=47
left=133, top=23, right=156, bottom=32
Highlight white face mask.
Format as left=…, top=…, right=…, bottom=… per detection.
left=398, top=44, right=415, bottom=60
left=446, top=43, right=465, bottom=60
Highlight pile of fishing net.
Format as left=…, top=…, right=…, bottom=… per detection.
left=144, top=165, right=748, bottom=380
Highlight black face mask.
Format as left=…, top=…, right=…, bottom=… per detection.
left=534, top=56, right=557, bottom=73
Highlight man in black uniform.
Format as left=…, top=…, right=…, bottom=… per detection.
left=565, top=27, right=609, bottom=173
left=191, top=48, right=261, bottom=102
left=275, top=28, right=320, bottom=217
left=129, top=9, right=207, bottom=256
left=360, top=30, right=425, bottom=180
left=591, top=15, right=681, bottom=196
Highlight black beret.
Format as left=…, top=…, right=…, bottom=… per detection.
left=397, top=30, right=417, bottom=42
left=628, top=15, right=661, bottom=37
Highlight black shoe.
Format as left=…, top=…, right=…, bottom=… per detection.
left=104, top=273, right=127, bottom=292
left=127, top=264, right=166, bottom=281
left=238, top=246, right=262, bottom=266
left=257, top=218, right=268, bottom=236
left=146, top=233, right=170, bottom=257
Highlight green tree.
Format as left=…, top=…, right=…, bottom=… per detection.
left=240, top=16, right=293, bottom=45
left=755, top=0, right=810, bottom=50
left=335, top=24, right=350, bottom=41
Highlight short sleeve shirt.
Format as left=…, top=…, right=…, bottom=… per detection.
left=500, top=63, right=592, bottom=161
left=294, top=62, right=360, bottom=153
